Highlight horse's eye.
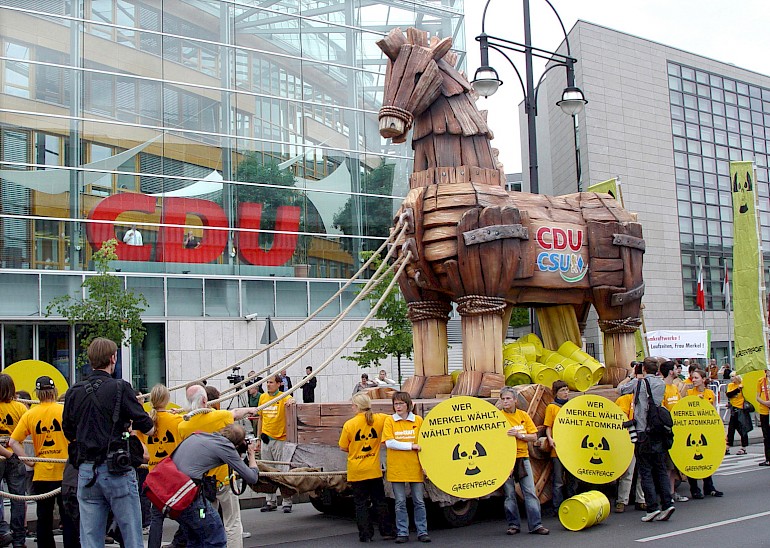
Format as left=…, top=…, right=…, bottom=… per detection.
left=414, top=71, right=423, bottom=84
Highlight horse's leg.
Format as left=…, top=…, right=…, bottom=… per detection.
left=404, top=300, right=453, bottom=398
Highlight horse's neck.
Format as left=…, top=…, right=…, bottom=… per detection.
left=410, top=92, right=500, bottom=188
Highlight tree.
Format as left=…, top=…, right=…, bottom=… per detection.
left=344, top=252, right=412, bottom=382
left=333, top=160, right=395, bottom=254
left=46, top=239, right=148, bottom=367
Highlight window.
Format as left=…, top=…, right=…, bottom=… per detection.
left=3, top=42, right=30, bottom=98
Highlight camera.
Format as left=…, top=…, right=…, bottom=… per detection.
left=107, top=439, right=132, bottom=474
left=227, top=366, right=244, bottom=385
left=622, top=419, right=638, bottom=444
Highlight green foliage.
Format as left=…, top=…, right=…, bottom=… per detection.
left=509, top=307, right=531, bottom=328
left=344, top=252, right=412, bottom=372
left=333, top=161, right=395, bottom=254
left=46, top=239, right=148, bottom=366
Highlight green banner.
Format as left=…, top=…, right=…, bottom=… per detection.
left=731, top=161, right=768, bottom=375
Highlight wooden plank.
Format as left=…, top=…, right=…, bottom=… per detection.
left=478, top=372, right=505, bottom=397
left=436, top=58, right=472, bottom=92
left=430, top=99, right=448, bottom=135
left=457, top=208, right=485, bottom=295
left=424, top=136, right=436, bottom=169
left=460, top=137, right=478, bottom=167
left=444, top=259, right=466, bottom=296
left=408, top=61, right=443, bottom=114
left=413, top=110, right=433, bottom=141
left=500, top=206, right=523, bottom=290
left=412, top=138, right=429, bottom=172
left=440, top=71, right=465, bottom=97
left=423, top=240, right=457, bottom=262
left=384, top=45, right=413, bottom=104
left=587, top=221, right=621, bottom=260
left=613, top=233, right=646, bottom=251
left=473, top=135, right=495, bottom=169
left=610, top=283, right=645, bottom=306
left=478, top=206, right=503, bottom=295
left=446, top=94, right=479, bottom=136
left=423, top=225, right=457, bottom=244
left=376, top=29, right=407, bottom=62
left=295, top=404, right=321, bottom=427
left=434, top=192, right=478, bottom=211
left=592, top=258, right=624, bottom=271
left=589, top=270, right=624, bottom=287
left=406, top=27, right=428, bottom=46
left=434, top=133, right=460, bottom=167
left=419, top=375, right=454, bottom=399
left=451, top=370, right=483, bottom=396
left=394, top=47, right=430, bottom=108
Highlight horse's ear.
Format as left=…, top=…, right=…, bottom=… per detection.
left=377, top=27, right=406, bottom=61
left=431, top=37, right=453, bottom=60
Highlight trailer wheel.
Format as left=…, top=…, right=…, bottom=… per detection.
left=440, top=499, right=478, bottom=528
left=309, top=489, right=354, bottom=517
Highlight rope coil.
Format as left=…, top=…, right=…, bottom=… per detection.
left=455, top=295, right=507, bottom=317
left=407, top=300, right=452, bottom=322
left=598, top=317, right=642, bottom=334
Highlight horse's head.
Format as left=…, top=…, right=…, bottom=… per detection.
left=376, top=28, right=453, bottom=142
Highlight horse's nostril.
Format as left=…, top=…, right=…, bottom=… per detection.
left=390, top=123, right=396, bottom=129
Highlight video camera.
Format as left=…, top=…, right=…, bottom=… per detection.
left=227, top=366, right=245, bottom=385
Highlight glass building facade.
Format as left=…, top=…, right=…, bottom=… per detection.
left=668, top=62, right=770, bottom=310
left=0, top=0, right=466, bottom=385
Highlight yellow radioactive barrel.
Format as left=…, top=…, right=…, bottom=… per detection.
left=529, top=362, right=561, bottom=388
left=562, top=363, right=594, bottom=392
left=519, top=333, right=544, bottom=357
left=505, top=361, right=532, bottom=386
left=558, top=341, right=605, bottom=384
left=559, top=490, right=611, bottom=531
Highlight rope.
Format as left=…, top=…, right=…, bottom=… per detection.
left=0, top=487, right=61, bottom=501
left=201, top=242, right=410, bottom=410
left=599, top=317, right=642, bottom=334
left=216, top=224, right=408, bottom=401
left=147, top=222, right=407, bottom=401
left=258, top=470, right=348, bottom=477
left=378, top=105, right=414, bottom=132
left=407, top=300, right=453, bottom=322
left=455, top=295, right=507, bottom=316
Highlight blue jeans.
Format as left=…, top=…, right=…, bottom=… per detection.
left=551, top=457, right=577, bottom=509
left=77, top=463, right=143, bottom=548
left=0, top=457, right=28, bottom=546
left=503, top=459, right=542, bottom=532
left=149, top=505, right=186, bottom=548
left=174, top=496, right=226, bottom=548
left=391, top=482, right=428, bottom=537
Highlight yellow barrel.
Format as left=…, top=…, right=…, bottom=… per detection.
left=557, top=341, right=604, bottom=384
left=519, top=333, right=544, bottom=356
left=450, top=369, right=461, bottom=385
left=530, top=362, right=561, bottom=388
left=559, top=491, right=610, bottom=531
left=562, top=363, right=593, bottom=392
left=584, top=361, right=605, bottom=384
left=505, top=362, right=532, bottom=386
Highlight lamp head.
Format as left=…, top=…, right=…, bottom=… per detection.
left=557, top=86, right=587, bottom=116
left=471, top=66, right=503, bottom=98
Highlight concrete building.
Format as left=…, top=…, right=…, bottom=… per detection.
left=0, top=0, right=466, bottom=402
left=533, top=21, right=770, bottom=364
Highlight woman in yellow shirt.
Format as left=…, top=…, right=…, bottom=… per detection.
left=383, top=392, right=429, bottom=543
left=756, top=369, right=770, bottom=466
left=339, top=392, right=395, bottom=542
left=543, top=380, right=576, bottom=511
left=686, top=369, right=723, bottom=498
left=725, top=372, right=749, bottom=455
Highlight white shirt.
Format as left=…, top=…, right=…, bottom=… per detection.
left=123, top=229, right=143, bottom=246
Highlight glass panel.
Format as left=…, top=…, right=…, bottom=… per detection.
left=167, top=278, right=203, bottom=316
left=131, top=323, right=166, bottom=393
left=38, top=324, right=71, bottom=382
left=241, top=280, right=275, bottom=318
left=204, top=279, right=239, bottom=317
left=275, top=281, right=307, bottom=317
left=309, top=282, right=339, bottom=318
left=0, top=275, right=38, bottom=316
left=127, top=277, right=165, bottom=316
left=341, top=283, right=370, bottom=318
left=42, top=275, right=82, bottom=314
left=3, top=324, right=33, bottom=367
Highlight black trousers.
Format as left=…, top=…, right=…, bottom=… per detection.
left=350, top=478, right=394, bottom=541
left=34, top=480, right=78, bottom=548
left=635, top=445, right=672, bottom=513
left=727, top=408, right=749, bottom=447
left=760, top=414, right=770, bottom=462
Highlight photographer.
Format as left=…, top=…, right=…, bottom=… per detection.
left=62, top=338, right=155, bottom=548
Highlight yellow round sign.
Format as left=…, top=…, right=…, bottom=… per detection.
left=740, top=369, right=766, bottom=413
left=552, top=395, right=633, bottom=484
left=4, top=360, right=69, bottom=401
left=669, top=395, right=725, bottom=479
left=418, top=396, right=515, bottom=498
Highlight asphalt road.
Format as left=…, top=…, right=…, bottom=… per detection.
left=237, top=442, right=770, bottom=548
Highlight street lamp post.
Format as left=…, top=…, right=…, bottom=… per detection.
left=471, top=0, right=587, bottom=194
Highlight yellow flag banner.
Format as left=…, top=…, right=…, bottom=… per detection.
left=730, top=161, right=768, bottom=375
left=587, top=178, right=647, bottom=359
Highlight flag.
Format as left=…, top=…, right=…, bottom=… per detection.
left=696, top=260, right=706, bottom=311
left=723, top=263, right=730, bottom=311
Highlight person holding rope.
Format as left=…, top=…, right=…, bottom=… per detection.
left=256, top=374, right=295, bottom=513
left=135, top=384, right=184, bottom=548
left=0, top=374, right=28, bottom=548
left=178, top=384, right=257, bottom=548
left=9, top=376, right=76, bottom=548
left=62, top=337, right=155, bottom=548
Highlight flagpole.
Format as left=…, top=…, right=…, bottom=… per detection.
left=725, top=260, right=733, bottom=370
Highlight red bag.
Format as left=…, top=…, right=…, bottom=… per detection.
left=143, top=456, right=199, bottom=519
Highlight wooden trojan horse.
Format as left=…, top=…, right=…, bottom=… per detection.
left=377, top=28, right=645, bottom=398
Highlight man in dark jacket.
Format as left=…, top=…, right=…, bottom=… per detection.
left=302, top=366, right=317, bottom=403
left=62, top=338, right=154, bottom=548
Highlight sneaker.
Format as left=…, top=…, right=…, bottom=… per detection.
left=529, top=527, right=549, bottom=535
left=417, top=535, right=431, bottom=543
left=614, top=502, right=625, bottom=513
left=395, top=537, right=409, bottom=544
left=655, top=506, right=675, bottom=521
left=673, top=494, right=689, bottom=502
left=260, top=504, right=277, bottom=512
left=242, top=532, right=251, bottom=539
left=708, top=490, right=724, bottom=497
left=283, top=506, right=292, bottom=513
left=143, top=526, right=150, bottom=536
left=691, top=492, right=704, bottom=500
left=0, top=533, right=12, bottom=548
left=641, top=510, right=661, bottom=522
left=506, top=527, right=520, bottom=535
left=634, top=502, right=647, bottom=511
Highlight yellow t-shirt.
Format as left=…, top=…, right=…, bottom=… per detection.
left=178, top=409, right=233, bottom=484
left=615, top=394, right=634, bottom=419
left=543, top=403, right=561, bottom=458
left=258, top=391, right=288, bottom=441
left=11, top=402, right=66, bottom=481
left=135, top=411, right=183, bottom=470
left=687, top=387, right=716, bottom=406
left=663, top=384, right=681, bottom=410
left=383, top=413, right=423, bottom=483
left=339, top=412, right=386, bottom=482
left=502, top=409, right=536, bottom=459
left=0, top=401, right=28, bottom=437
left=757, top=377, right=770, bottom=416
left=727, top=382, right=745, bottom=408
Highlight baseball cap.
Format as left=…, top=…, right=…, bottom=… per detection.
left=35, top=376, right=55, bottom=390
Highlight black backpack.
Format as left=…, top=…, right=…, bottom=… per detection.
left=635, top=378, right=674, bottom=449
